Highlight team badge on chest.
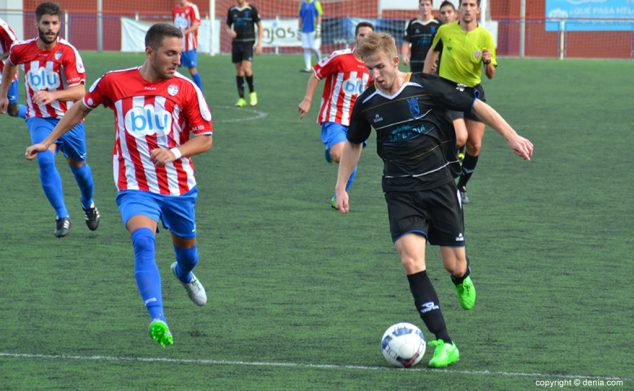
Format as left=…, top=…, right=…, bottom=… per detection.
left=167, top=84, right=179, bottom=96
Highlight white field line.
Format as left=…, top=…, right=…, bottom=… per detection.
left=0, top=352, right=630, bottom=382
left=213, top=106, right=268, bottom=123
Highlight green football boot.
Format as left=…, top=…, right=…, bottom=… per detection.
left=428, top=339, right=460, bottom=368
left=454, top=275, right=476, bottom=310
left=249, top=92, right=258, bottom=106
left=235, top=97, right=247, bottom=107
left=148, top=319, right=173, bottom=348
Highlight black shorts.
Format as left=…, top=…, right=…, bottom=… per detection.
left=450, top=82, right=486, bottom=122
left=232, top=40, right=254, bottom=63
left=385, top=182, right=465, bottom=246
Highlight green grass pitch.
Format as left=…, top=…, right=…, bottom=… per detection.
left=0, top=52, right=632, bottom=390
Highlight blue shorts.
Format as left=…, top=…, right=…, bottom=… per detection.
left=27, top=117, right=87, bottom=162
left=320, top=122, right=349, bottom=150
left=7, top=80, right=19, bottom=104
left=116, top=187, right=199, bottom=239
left=181, top=50, right=198, bottom=68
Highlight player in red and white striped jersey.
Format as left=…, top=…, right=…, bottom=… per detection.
left=0, top=17, right=26, bottom=118
left=0, top=2, right=99, bottom=238
left=172, top=0, right=203, bottom=90
left=298, top=21, right=374, bottom=209
left=26, top=24, right=213, bottom=348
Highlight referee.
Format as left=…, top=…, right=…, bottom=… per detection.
left=423, top=0, right=496, bottom=204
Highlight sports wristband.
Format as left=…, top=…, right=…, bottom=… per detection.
left=170, top=147, right=182, bottom=159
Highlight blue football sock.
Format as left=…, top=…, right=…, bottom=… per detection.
left=173, top=244, right=199, bottom=283
left=70, top=163, right=95, bottom=209
left=132, top=228, right=165, bottom=322
left=17, top=104, right=27, bottom=119
left=38, top=150, right=68, bottom=218
left=345, top=166, right=358, bottom=191
left=192, top=73, right=203, bottom=91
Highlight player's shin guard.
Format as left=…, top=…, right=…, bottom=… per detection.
left=132, top=228, right=165, bottom=322
left=236, top=76, right=245, bottom=98
left=70, top=163, right=95, bottom=209
left=38, top=150, right=68, bottom=218
left=345, top=166, right=358, bottom=191
left=456, top=154, right=479, bottom=191
left=173, top=244, right=199, bottom=283
left=192, top=73, right=203, bottom=91
left=407, top=271, right=452, bottom=344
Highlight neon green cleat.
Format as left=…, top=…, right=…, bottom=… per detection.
left=428, top=340, right=460, bottom=368
left=330, top=195, right=338, bottom=210
left=454, top=275, right=476, bottom=310
left=148, top=319, right=173, bottom=348
left=235, top=98, right=247, bottom=107
left=249, top=92, right=258, bottom=106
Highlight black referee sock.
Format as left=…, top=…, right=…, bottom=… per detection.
left=451, top=257, right=471, bottom=286
left=245, top=75, right=254, bottom=93
left=236, top=76, right=245, bottom=98
left=457, top=153, right=479, bottom=191
left=407, top=271, right=452, bottom=344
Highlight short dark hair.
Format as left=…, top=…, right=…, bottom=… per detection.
left=460, top=0, right=481, bottom=6
left=355, top=21, right=375, bottom=36
left=145, top=23, right=183, bottom=49
left=440, top=0, right=456, bottom=10
left=36, top=2, right=61, bottom=22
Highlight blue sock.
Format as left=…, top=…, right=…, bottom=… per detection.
left=192, top=73, right=203, bottom=90
left=17, top=104, right=27, bottom=119
left=38, top=150, right=68, bottom=218
left=345, top=166, right=358, bottom=191
left=132, top=228, right=165, bottom=322
left=173, top=245, right=199, bottom=283
left=70, top=164, right=95, bottom=209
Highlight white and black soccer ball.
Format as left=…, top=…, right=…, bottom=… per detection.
left=381, top=322, right=426, bottom=368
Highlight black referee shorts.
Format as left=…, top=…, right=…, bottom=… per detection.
left=451, top=82, right=486, bottom=122
left=385, top=182, right=466, bottom=246
left=232, top=40, right=254, bottom=63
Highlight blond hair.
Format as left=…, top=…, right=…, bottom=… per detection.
left=356, top=32, right=398, bottom=62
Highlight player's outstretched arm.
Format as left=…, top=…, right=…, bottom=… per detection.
left=298, top=74, right=320, bottom=119
left=472, top=99, right=534, bottom=160
left=25, top=101, right=92, bottom=159
left=335, top=141, right=363, bottom=213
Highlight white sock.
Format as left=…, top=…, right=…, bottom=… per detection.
left=304, top=50, right=312, bottom=69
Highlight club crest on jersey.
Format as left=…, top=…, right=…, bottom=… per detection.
left=174, top=15, right=188, bottom=30
left=167, top=84, right=179, bottom=96
left=55, top=50, right=62, bottom=60
left=407, top=97, right=421, bottom=118
left=124, top=105, right=172, bottom=138
left=27, top=68, right=60, bottom=90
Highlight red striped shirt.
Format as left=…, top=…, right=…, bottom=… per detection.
left=173, top=2, right=201, bottom=51
left=314, top=49, right=372, bottom=126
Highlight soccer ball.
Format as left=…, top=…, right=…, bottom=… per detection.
left=381, top=322, right=426, bottom=368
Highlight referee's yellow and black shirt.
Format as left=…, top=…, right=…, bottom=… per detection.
left=431, top=22, right=497, bottom=87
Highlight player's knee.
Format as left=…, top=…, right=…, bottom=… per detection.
left=131, top=228, right=156, bottom=257
left=37, top=149, right=55, bottom=167
left=466, top=141, right=481, bottom=156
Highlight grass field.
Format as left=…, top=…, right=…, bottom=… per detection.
left=0, top=52, right=632, bottom=390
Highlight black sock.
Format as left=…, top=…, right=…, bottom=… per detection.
left=236, top=76, right=245, bottom=98
left=456, top=154, right=479, bottom=191
left=451, top=256, right=471, bottom=285
left=407, top=271, right=452, bottom=343
left=245, top=75, right=254, bottom=92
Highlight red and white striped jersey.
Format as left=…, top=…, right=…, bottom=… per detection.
left=9, top=37, right=85, bottom=119
left=0, top=18, right=18, bottom=81
left=83, top=67, right=213, bottom=196
left=313, top=48, right=372, bottom=126
left=173, top=2, right=201, bottom=51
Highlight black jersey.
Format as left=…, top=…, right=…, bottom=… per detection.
left=227, top=4, right=261, bottom=42
left=404, top=18, right=441, bottom=67
left=348, top=73, right=475, bottom=192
